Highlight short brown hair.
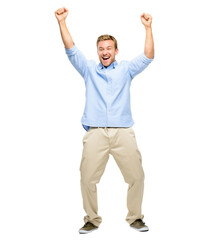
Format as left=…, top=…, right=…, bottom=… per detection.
left=96, top=34, right=118, bottom=49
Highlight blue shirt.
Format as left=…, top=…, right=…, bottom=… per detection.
left=65, top=45, right=153, bottom=131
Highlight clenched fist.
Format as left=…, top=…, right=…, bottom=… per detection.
left=55, top=7, right=69, bottom=22
left=141, top=13, right=152, bottom=28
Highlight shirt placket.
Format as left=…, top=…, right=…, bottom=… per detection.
left=105, top=69, right=112, bottom=127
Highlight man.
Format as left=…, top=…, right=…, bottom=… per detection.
left=55, top=7, right=154, bottom=234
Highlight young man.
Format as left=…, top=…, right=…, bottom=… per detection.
left=55, top=7, right=154, bottom=234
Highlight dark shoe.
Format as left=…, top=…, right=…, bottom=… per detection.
left=79, top=222, right=98, bottom=234
left=130, top=219, right=149, bottom=232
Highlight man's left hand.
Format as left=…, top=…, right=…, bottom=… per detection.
left=141, top=13, right=152, bottom=28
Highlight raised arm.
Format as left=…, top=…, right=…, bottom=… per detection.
left=55, top=7, right=74, bottom=49
left=127, top=13, right=154, bottom=79
left=55, top=7, right=88, bottom=78
left=141, top=13, right=154, bottom=59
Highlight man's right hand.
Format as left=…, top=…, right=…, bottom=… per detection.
left=55, top=7, right=68, bottom=23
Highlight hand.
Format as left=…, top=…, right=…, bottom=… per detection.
left=141, top=13, right=152, bottom=28
left=55, top=7, right=69, bottom=22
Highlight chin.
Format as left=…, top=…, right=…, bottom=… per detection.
left=104, top=63, right=110, bottom=67
left=103, top=62, right=110, bottom=67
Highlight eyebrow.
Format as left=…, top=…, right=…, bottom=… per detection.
left=99, top=46, right=113, bottom=50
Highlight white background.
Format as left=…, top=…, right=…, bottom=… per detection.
left=0, top=0, right=221, bottom=239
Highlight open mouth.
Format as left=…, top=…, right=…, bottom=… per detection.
left=102, top=56, right=110, bottom=61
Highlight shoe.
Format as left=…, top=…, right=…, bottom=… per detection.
left=79, top=222, right=98, bottom=234
left=130, top=219, right=149, bottom=232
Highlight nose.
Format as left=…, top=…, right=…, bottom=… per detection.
left=103, top=49, right=108, bottom=55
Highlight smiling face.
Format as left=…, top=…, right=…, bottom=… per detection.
left=97, top=40, right=119, bottom=67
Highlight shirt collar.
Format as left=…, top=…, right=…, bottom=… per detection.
left=98, top=61, right=118, bottom=70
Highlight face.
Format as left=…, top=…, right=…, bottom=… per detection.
left=97, top=40, right=119, bottom=67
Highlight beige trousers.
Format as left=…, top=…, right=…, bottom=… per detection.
left=80, top=127, right=145, bottom=227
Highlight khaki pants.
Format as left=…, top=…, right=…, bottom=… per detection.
left=80, top=127, right=145, bottom=227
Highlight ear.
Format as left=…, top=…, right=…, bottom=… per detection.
left=115, top=48, right=119, bottom=55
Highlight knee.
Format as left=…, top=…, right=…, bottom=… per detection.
left=80, top=174, right=97, bottom=192
left=80, top=172, right=94, bottom=185
left=80, top=169, right=102, bottom=186
left=134, top=171, right=145, bottom=182
left=126, top=170, right=145, bottom=185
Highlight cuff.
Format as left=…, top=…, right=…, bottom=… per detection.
left=142, top=52, right=154, bottom=64
left=65, top=45, right=78, bottom=56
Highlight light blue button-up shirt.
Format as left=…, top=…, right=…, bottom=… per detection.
left=65, top=45, right=153, bottom=131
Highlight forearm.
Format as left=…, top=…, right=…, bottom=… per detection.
left=58, top=20, right=74, bottom=49
left=144, top=27, right=154, bottom=59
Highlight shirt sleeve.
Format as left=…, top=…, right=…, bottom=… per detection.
left=128, top=53, right=154, bottom=80
left=65, top=45, right=88, bottom=78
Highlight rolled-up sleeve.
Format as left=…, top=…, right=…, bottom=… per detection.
left=65, top=45, right=88, bottom=78
left=128, top=53, right=154, bottom=80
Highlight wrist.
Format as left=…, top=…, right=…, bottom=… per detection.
left=58, top=19, right=66, bottom=25
left=145, top=26, right=152, bottom=31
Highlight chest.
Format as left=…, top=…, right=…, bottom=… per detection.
left=90, top=65, right=130, bottom=87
